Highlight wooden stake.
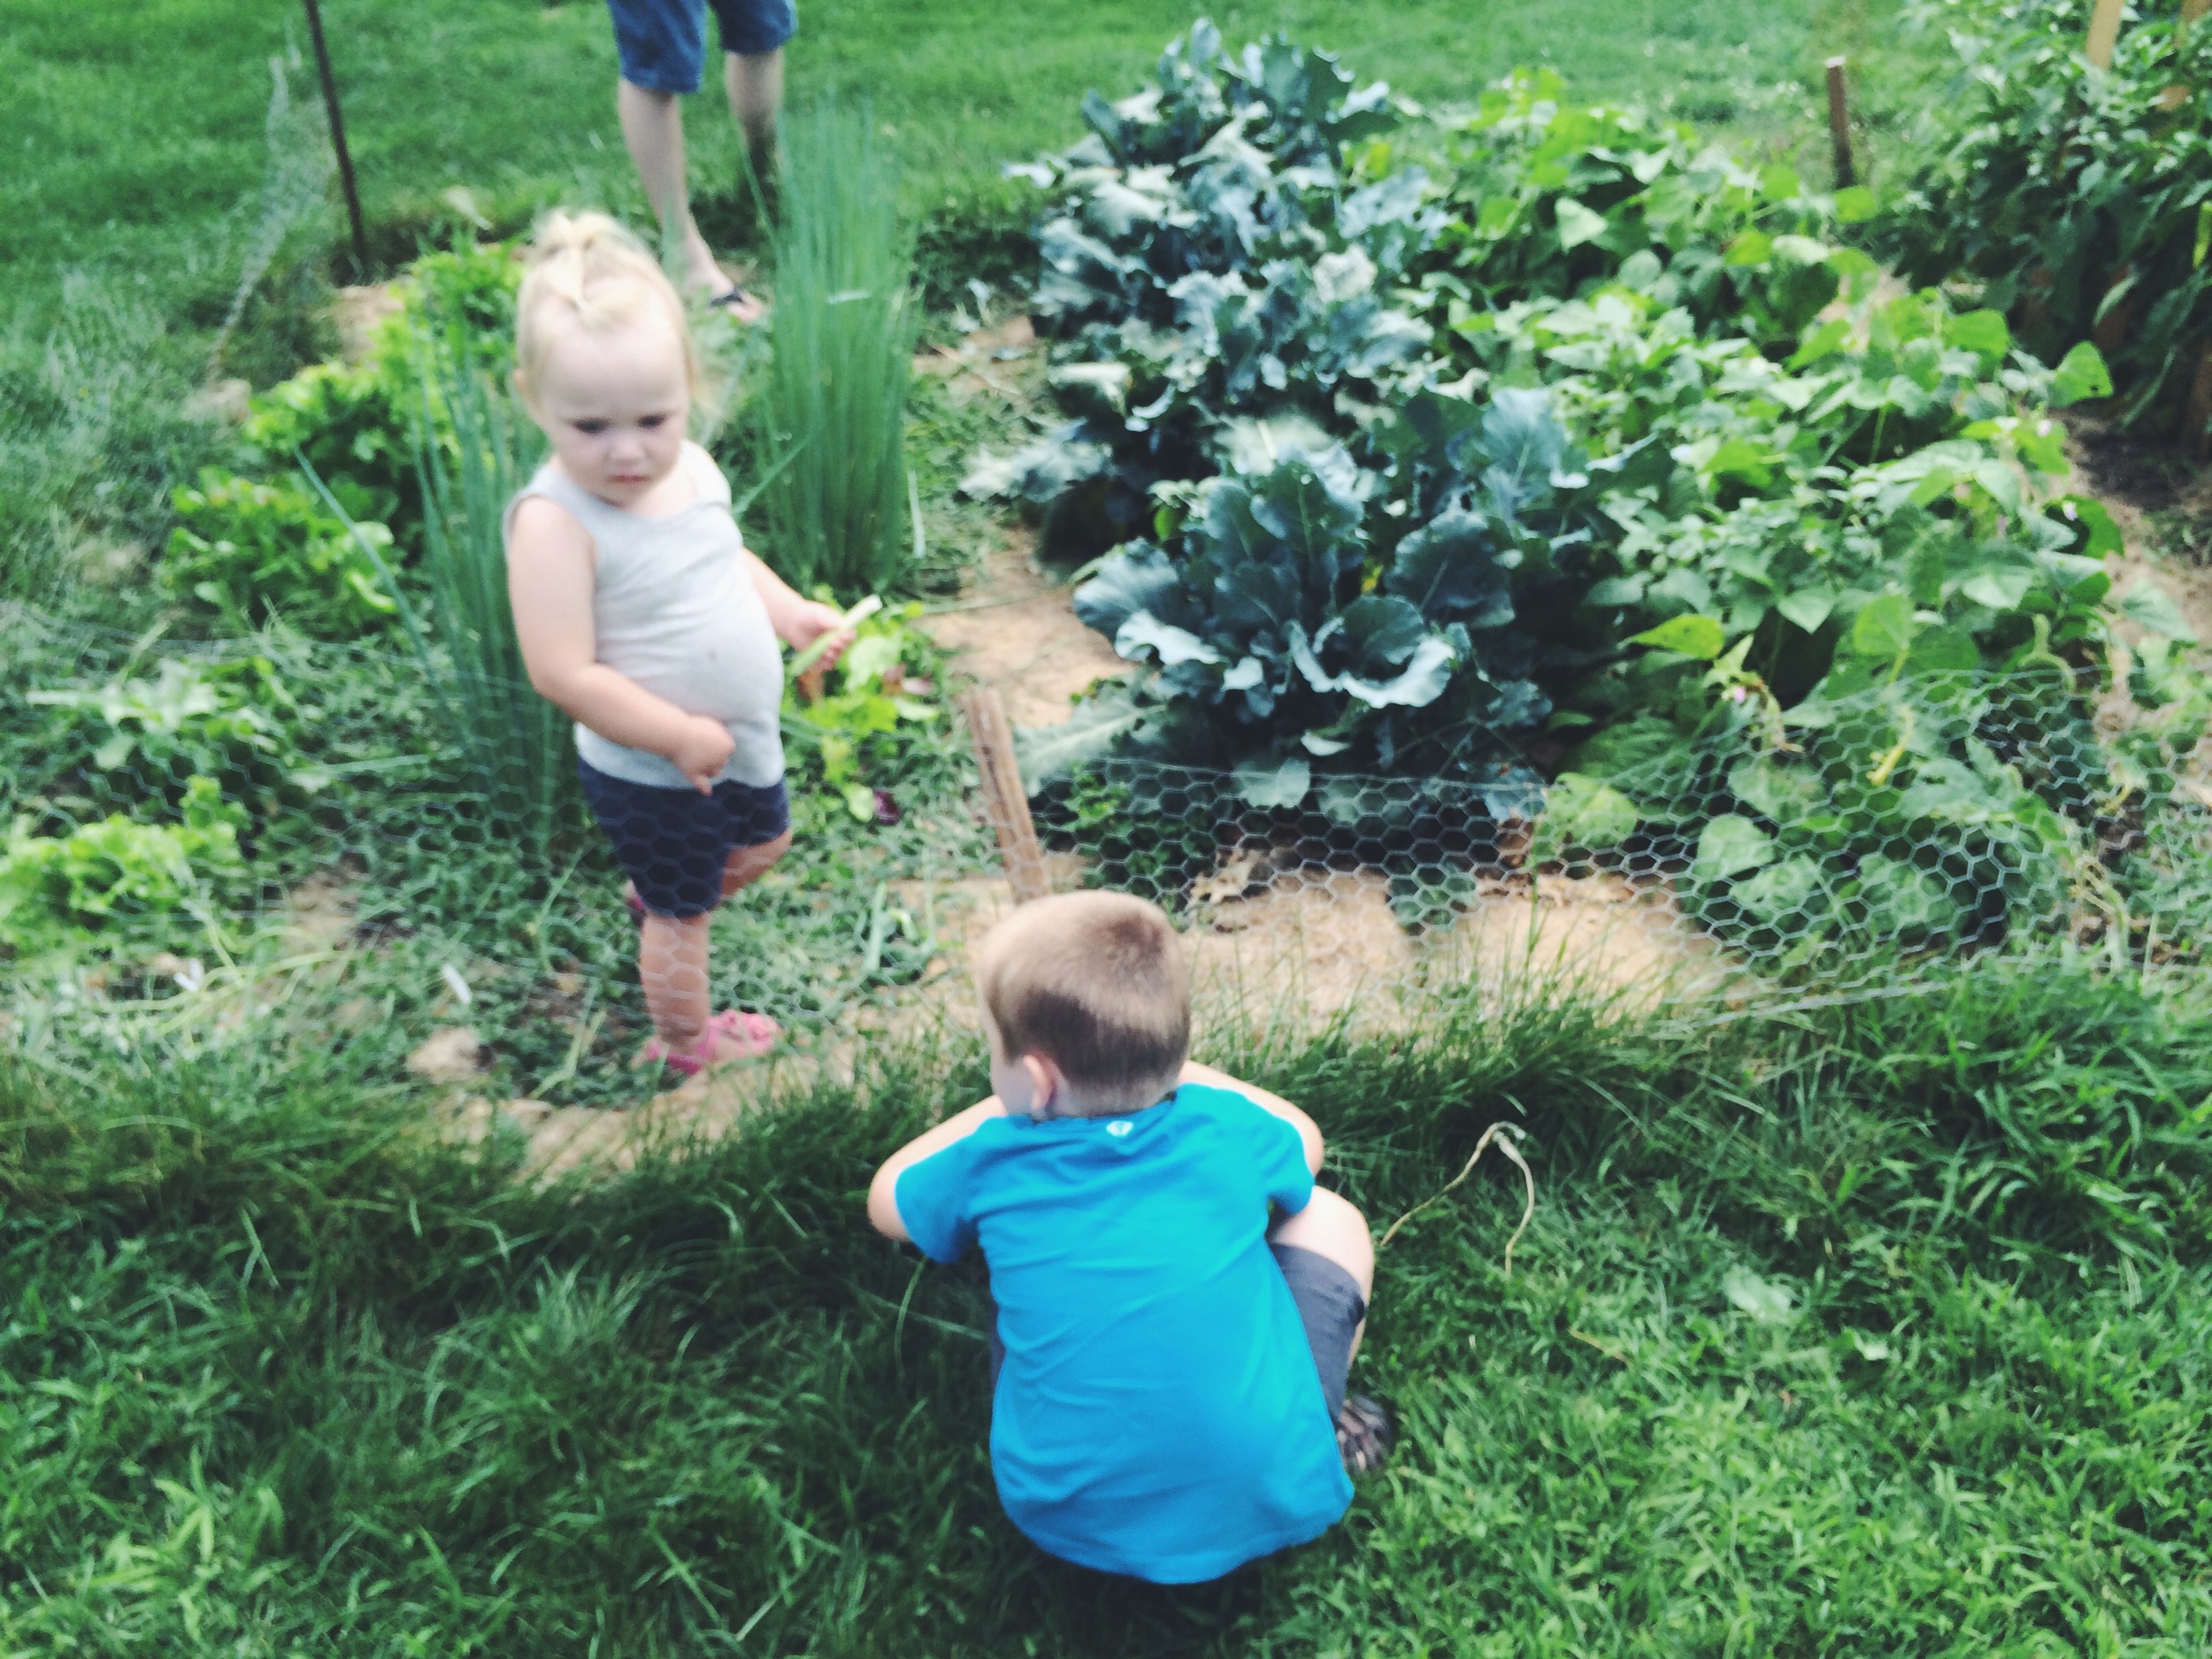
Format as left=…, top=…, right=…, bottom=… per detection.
left=1824, top=58, right=1856, bottom=190
left=302, top=0, right=371, bottom=276
left=2085, top=0, right=2126, bottom=68
left=2163, top=0, right=2210, bottom=106
left=960, top=687, right=1050, bottom=904
left=2184, top=342, right=2212, bottom=463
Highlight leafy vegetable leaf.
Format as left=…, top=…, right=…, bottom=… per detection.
left=1630, top=615, right=1725, bottom=659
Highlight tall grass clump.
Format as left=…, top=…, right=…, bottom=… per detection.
left=750, top=97, right=918, bottom=599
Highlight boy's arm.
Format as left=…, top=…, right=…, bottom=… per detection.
left=866, top=1097, right=1009, bottom=1243
left=1179, top=1060, right=1324, bottom=1175
left=507, top=496, right=733, bottom=792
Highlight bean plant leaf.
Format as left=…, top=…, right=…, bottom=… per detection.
left=2049, top=342, right=2114, bottom=406
left=2122, top=580, right=2200, bottom=645
left=1694, top=814, right=1777, bottom=882
left=1846, top=593, right=1915, bottom=661
left=1555, top=198, right=1609, bottom=250
left=1530, top=772, right=1640, bottom=864
left=1630, top=615, right=1725, bottom=660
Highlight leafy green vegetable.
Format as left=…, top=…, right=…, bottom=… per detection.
left=990, top=23, right=2208, bottom=947
left=25, top=657, right=314, bottom=825
left=1878, top=0, right=2212, bottom=434
left=163, top=469, right=397, bottom=638
left=0, top=775, right=246, bottom=964
left=781, top=603, right=945, bottom=823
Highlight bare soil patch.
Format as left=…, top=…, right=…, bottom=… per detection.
left=917, top=530, right=1128, bottom=727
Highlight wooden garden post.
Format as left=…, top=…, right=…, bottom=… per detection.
left=2085, top=0, right=2127, bottom=68
left=1824, top=58, right=1855, bottom=189
left=961, top=687, right=1051, bottom=903
left=2162, top=0, right=2210, bottom=107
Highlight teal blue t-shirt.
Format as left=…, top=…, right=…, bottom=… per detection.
left=895, top=1081, right=1353, bottom=1583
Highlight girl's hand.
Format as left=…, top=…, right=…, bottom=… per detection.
left=781, top=600, right=856, bottom=675
left=671, top=715, right=735, bottom=795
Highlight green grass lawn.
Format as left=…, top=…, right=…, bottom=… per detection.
left=4, top=0, right=1932, bottom=316
left=6, top=961, right=2210, bottom=1653
left=17, top=4, right=2211, bottom=1652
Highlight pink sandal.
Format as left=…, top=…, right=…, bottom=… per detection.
left=637, top=1010, right=780, bottom=1076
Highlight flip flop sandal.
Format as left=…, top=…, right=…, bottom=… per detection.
left=637, top=1009, right=780, bottom=1076
left=1336, top=1394, right=1395, bottom=1478
left=709, top=286, right=765, bottom=322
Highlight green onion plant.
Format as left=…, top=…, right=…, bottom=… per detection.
left=304, top=331, right=576, bottom=863
left=750, top=97, right=919, bottom=598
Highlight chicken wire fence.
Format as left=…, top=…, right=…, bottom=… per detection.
left=4, top=604, right=2208, bottom=1102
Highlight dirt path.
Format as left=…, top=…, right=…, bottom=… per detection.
left=916, top=530, right=1128, bottom=726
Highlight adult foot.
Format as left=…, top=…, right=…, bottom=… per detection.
left=681, top=232, right=764, bottom=323
left=709, top=284, right=765, bottom=324
left=1336, top=1394, right=1394, bottom=1477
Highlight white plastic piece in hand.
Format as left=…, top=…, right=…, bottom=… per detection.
left=786, top=594, right=885, bottom=680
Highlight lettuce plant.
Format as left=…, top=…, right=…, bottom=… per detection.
left=0, top=775, right=247, bottom=964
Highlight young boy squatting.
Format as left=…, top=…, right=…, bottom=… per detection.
left=867, top=892, right=1392, bottom=1584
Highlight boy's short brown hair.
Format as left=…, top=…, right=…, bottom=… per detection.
left=977, top=892, right=1189, bottom=1112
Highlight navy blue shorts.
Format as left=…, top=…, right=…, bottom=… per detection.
left=578, top=755, right=790, bottom=919
left=987, top=1244, right=1366, bottom=1421
left=608, top=0, right=797, bottom=95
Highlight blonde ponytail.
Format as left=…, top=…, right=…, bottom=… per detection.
left=515, top=211, right=700, bottom=392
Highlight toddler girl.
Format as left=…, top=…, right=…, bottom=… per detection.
left=504, top=211, right=847, bottom=1075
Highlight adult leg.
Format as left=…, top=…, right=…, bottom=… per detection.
left=616, top=79, right=732, bottom=296
left=725, top=48, right=783, bottom=178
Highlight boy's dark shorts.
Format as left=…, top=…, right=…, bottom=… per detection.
left=578, top=755, right=789, bottom=919
left=607, top=0, right=797, bottom=95
left=987, top=1243, right=1367, bottom=1422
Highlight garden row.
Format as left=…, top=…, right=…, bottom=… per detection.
left=969, top=21, right=2211, bottom=960
left=1, top=111, right=978, bottom=1094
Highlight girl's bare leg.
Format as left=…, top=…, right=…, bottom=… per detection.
left=724, top=49, right=784, bottom=176
left=634, top=831, right=793, bottom=1055
left=719, top=830, right=791, bottom=900
left=639, top=910, right=714, bottom=1049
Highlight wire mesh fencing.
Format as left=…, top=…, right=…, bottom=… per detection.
left=986, top=671, right=2212, bottom=1033
left=5, top=603, right=2208, bottom=1117
left=0, top=608, right=995, bottom=1110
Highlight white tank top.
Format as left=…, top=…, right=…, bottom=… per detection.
left=504, top=442, right=786, bottom=790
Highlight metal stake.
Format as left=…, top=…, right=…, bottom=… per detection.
left=302, top=0, right=371, bottom=275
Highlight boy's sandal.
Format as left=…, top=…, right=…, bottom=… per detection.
left=637, top=1010, right=780, bottom=1077
left=1336, top=1394, right=1395, bottom=1478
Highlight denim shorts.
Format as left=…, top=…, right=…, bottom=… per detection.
left=607, top=0, right=797, bottom=94
left=987, top=1243, right=1367, bottom=1422
left=578, top=754, right=790, bottom=919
